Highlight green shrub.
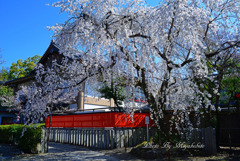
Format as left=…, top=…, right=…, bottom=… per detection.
left=18, top=125, right=44, bottom=153
left=0, top=125, right=12, bottom=143
left=0, top=124, right=45, bottom=153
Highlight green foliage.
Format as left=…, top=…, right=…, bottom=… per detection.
left=98, top=77, right=126, bottom=107
left=0, top=85, right=13, bottom=96
left=18, top=125, right=43, bottom=153
left=221, top=75, right=240, bottom=105
left=135, top=141, right=148, bottom=148
left=0, top=85, right=14, bottom=107
left=196, top=57, right=240, bottom=106
left=209, top=115, right=217, bottom=127
left=0, top=67, right=10, bottom=81
left=9, top=55, right=41, bottom=80
left=0, top=124, right=45, bottom=153
left=0, top=125, right=11, bottom=143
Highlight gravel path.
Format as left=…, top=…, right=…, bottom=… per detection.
left=0, top=142, right=143, bottom=161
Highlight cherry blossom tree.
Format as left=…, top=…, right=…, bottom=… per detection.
left=15, top=60, right=82, bottom=151
left=16, top=0, right=240, bottom=145
left=194, top=46, right=240, bottom=149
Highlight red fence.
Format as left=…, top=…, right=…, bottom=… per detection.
left=46, top=112, right=154, bottom=128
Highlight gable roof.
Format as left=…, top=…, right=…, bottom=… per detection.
left=5, top=41, right=60, bottom=86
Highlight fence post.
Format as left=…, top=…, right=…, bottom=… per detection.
left=129, top=129, right=133, bottom=147
left=41, top=128, right=47, bottom=153
left=120, top=130, right=124, bottom=148
left=125, top=129, right=128, bottom=147
left=85, top=129, right=88, bottom=147
left=93, top=129, right=96, bottom=148
left=116, top=129, right=120, bottom=148
left=90, top=129, right=93, bottom=148
left=80, top=129, right=82, bottom=146
left=53, top=128, right=55, bottom=142
left=87, top=130, right=90, bottom=147
left=62, top=129, right=64, bottom=143
left=100, top=130, right=103, bottom=149
left=104, top=130, right=107, bottom=149
left=55, top=128, right=57, bottom=142
left=97, top=129, right=99, bottom=148
left=79, top=129, right=81, bottom=145
left=133, top=129, right=136, bottom=146
left=74, top=129, right=76, bottom=145
left=86, top=130, right=88, bottom=147
left=106, top=130, right=109, bottom=149
left=136, top=129, right=140, bottom=144
left=65, top=128, right=67, bottom=143
left=69, top=129, right=71, bottom=144
left=76, top=129, right=79, bottom=145
left=111, top=129, right=114, bottom=149
left=54, top=128, right=57, bottom=142
left=141, top=128, right=145, bottom=142
left=60, top=128, right=62, bottom=143
left=204, top=127, right=217, bottom=155
left=71, top=129, right=74, bottom=144
left=56, top=128, right=58, bottom=142
left=59, top=128, right=61, bottom=143
left=83, top=129, right=86, bottom=146
left=59, top=128, right=61, bottom=142
left=67, top=128, right=69, bottom=143
left=71, top=128, right=73, bottom=144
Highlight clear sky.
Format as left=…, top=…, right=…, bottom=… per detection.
left=0, top=0, right=158, bottom=69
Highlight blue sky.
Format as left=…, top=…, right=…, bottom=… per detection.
left=0, top=0, right=158, bottom=69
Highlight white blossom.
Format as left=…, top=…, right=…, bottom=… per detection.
left=15, top=0, right=240, bottom=138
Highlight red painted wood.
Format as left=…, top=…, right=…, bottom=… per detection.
left=46, top=112, right=154, bottom=128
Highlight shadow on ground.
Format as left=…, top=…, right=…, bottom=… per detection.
left=1, top=143, right=240, bottom=161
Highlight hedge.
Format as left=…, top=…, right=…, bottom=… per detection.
left=0, top=124, right=45, bottom=153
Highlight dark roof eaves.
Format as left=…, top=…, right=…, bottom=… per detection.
left=4, top=74, right=35, bottom=86
left=4, top=41, right=60, bottom=86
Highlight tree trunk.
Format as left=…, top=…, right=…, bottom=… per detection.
left=215, top=73, right=223, bottom=152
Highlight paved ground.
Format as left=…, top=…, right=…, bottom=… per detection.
left=0, top=143, right=142, bottom=161
left=0, top=143, right=23, bottom=159
left=1, top=143, right=240, bottom=161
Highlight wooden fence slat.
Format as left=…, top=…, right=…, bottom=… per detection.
left=93, top=130, right=96, bottom=148
left=97, top=130, right=99, bottom=148
left=77, top=129, right=79, bottom=145
left=100, top=130, right=103, bottom=149
left=129, top=129, right=133, bottom=147
left=84, top=129, right=87, bottom=146
left=124, top=130, right=128, bottom=147
left=133, top=129, right=136, bottom=146
left=61, top=129, right=63, bottom=143
left=116, top=129, right=120, bottom=148
left=48, top=127, right=166, bottom=150
left=111, top=129, right=114, bottom=149
left=103, top=130, right=107, bottom=149
left=48, top=126, right=216, bottom=154
left=74, top=129, right=76, bottom=145
left=141, top=128, right=144, bottom=143
left=86, top=130, right=89, bottom=147
left=120, top=130, right=124, bottom=148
